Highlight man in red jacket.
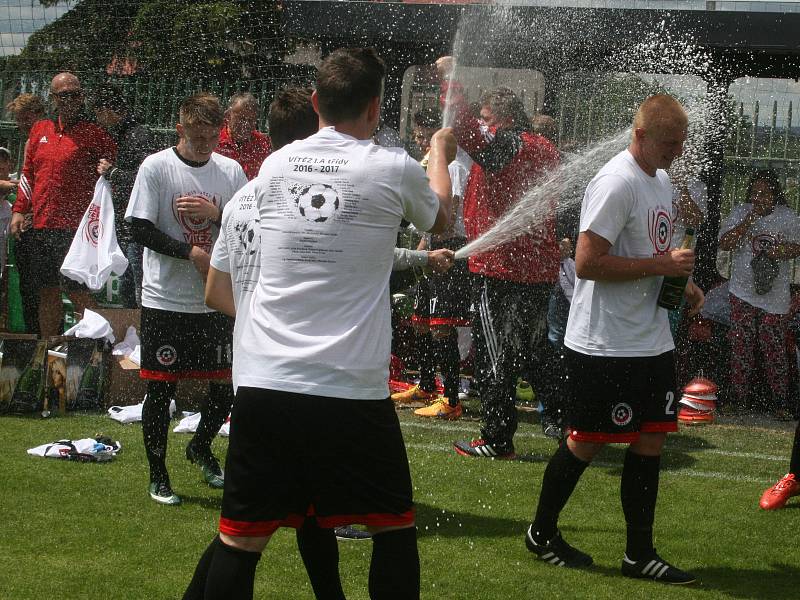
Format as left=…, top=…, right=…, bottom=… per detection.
left=11, top=73, right=117, bottom=337
left=437, top=57, right=561, bottom=459
left=214, top=92, right=272, bottom=180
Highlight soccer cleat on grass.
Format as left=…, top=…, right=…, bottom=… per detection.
left=334, top=525, right=372, bottom=541
left=524, top=525, right=593, bottom=568
left=453, top=438, right=516, bottom=459
left=391, top=385, right=436, bottom=405
left=414, top=398, right=463, bottom=420
left=186, top=443, right=225, bottom=489
left=621, top=551, right=696, bottom=585
left=148, top=480, right=181, bottom=506
left=759, top=473, right=800, bottom=510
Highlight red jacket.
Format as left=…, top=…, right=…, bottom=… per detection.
left=443, top=82, right=560, bottom=284
left=215, top=126, right=272, bottom=180
left=14, top=117, right=117, bottom=231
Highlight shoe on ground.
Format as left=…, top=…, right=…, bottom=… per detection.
left=453, top=438, right=516, bottom=459
left=148, top=480, right=181, bottom=506
left=541, top=416, right=563, bottom=439
left=391, top=384, right=436, bottom=405
left=760, top=473, right=800, bottom=510
left=414, top=398, right=463, bottom=420
left=621, top=550, right=696, bottom=585
left=186, top=443, right=225, bottom=489
left=334, top=525, right=372, bottom=540
left=524, top=525, right=592, bottom=568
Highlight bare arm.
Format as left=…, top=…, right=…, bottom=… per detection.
left=205, top=267, right=236, bottom=317
left=427, top=128, right=456, bottom=235
left=767, top=242, right=800, bottom=261
left=575, top=230, right=695, bottom=282
left=718, top=210, right=759, bottom=251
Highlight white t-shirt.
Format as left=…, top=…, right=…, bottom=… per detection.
left=719, top=203, right=800, bottom=314
left=210, top=179, right=260, bottom=392
left=126, top=149, right=247, bottom=313
left=239, top=127, right=440, bottom=399
left=564, top=149, right=675, bottom=357
left=448, top=147, right=472, bottom=239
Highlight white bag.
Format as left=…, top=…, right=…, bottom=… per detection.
left=61, top=178, right=128, bottom=291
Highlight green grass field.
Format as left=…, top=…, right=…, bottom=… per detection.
left=1, top=408, right=798, bottom=600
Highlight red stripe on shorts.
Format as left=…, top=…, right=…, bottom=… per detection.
left=640, top=421, right=678, bottom=433
left=140, top=368, right=232, bottom=381
left=316, top=509, right=415, bottom=529
left=219, top=514, right=306, bottom=537
left=568, top=430, right=641, bottom=444
left=428, top=318, right=471, bottom=326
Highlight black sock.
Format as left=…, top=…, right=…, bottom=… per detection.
left=621, top=449, right=661, bottom=561
left=142, top=380, right=176, bottom=483
left=418, top=333, right=436, bottom=393
left=531, top=442, right=589, bottom=543
left=182, top=536, right=221, bottom=600
left=203, top=539, right=261, bottom=599
left=790, top=421, right=800, bottom=476
left=296, top=520, right=345, bottom=600
left=436, top=334, right=461, bottom=406
left=192, top=382, right=235, bottom=453
left=369, top=527, right=419, bottom=600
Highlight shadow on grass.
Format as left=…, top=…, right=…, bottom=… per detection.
left=515, top=445, right=698, bottom=473
left=179, top=495, right=223, bottom=510
left=691, top=563, right=800, bottom=599
left=415, top=501, right=528, bottom=539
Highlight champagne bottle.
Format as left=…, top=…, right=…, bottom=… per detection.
left=657, top=227, right=696, bottom=310
left=11, top=342, right=47, bottom=412
left=77, top=346, right=104, bottom=409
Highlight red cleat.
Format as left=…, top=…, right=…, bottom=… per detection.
left=759, top=473, right=800, bottom=510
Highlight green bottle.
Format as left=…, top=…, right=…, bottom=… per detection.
left=11, top=342, right=47, bottom=412
left=657, top=227, right=696, bottom=311
left=77, top=346, right=104, bottom=408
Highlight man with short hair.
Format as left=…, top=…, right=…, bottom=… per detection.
left=436, top=57, right=561, bottom=459
left=525, top=95, right=704, bottom=584
left=11, top=73, right=117, bottom=338
left=183, top=47, right=456, bottom=600
left=125, top=92, right=247, bottom=505
left=215, top=92, right=271, bottom=180
left=93, top=83, right=160, bottom=308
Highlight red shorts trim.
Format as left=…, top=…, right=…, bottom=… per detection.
left=218, top=509, right=415, bottom=537
left=428, top=317, right=471, bottom=326
left=411, top=315, right=429, bottom=325
left=140, top=368, right=232, bottom=382
left=568, top=430, right=641, bottom=444
left=641, top=421, right=678, bottom=433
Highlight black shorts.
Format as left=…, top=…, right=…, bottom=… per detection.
left=140, top=307, right=233, bottom=381
left=219, top=387, right=414, bottom=537
left=564, top=348, right=678, bottom=443
left=412, top=238, right=473, bottom=327
left=29, top=229, right=86, bottom=292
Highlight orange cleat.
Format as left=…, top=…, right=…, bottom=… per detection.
left=759, top=473, right=800, bottom=510
left=391, top=385, right=436, bottom=405
left=414, top=398, right=463, bottom=420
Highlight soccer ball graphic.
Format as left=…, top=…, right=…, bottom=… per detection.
left=234, top=219, right=260, bottom=255
left=296, top=183, right=340, bottom=222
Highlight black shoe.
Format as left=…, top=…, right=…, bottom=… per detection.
left=186, top=443, right=224, bottom=489
left=524, top=525, right=593, bottom=568
left=453, top=438, right=516, bottom=459
left=334, top=525, right=372, bottom=541
left=621, top=550, right=696, bottom=585
left=541, top=415, right=563, bottom=440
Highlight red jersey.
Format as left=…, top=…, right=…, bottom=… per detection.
left=14, top=117, right=117, bottom=231
left=443, top=82, right=560, bottom=284
left=215, top=126, right=272, bottom=180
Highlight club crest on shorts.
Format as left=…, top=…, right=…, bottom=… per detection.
left=611, top=402, right=633, bottom=427
left=156, top=345, right=177, bottom=366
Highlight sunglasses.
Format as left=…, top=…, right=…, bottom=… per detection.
left=52, top=90, right=82, bottom=100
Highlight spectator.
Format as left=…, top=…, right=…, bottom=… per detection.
left=4, top=94, right=45, bottom=333
left=718, top=170, right=800, bottom=416
left=125, top=92, right=247, bottom=505
left=437, top=56, right=561, bottom=459
left=183, top=47, right=455, bottom=600
left=391, top=106, right=473, bottom=420
left=10, top=73, right=117, bottom=338
left=531, top=113, right=558, bottom=145
left=93, top=83, right=161, bottom=308
left=215, top=92, right=271, bottom=180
